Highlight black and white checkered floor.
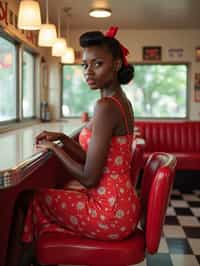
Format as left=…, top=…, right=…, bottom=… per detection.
left=136, top=189, right=200, bottom=266
left=61, top=189, right=200, bottom=266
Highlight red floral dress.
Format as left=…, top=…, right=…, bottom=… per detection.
left=22, top=96, right=141, bottom=242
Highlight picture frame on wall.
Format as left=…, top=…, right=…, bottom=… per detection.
left=195, top=47, right=200, bottom=62
left=194, top=73, right=200, bottom=102
left=143, top=46, right=162, bottom=61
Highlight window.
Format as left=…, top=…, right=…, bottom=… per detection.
left=0, top=36, right=17, bottom=122
left=62, top=64, right=188, bottom=118
left=62, top=65, right=99, bottom=116
left=22, top=50, right=35, bottom=118
left=123, top=64, right=187, bottom=118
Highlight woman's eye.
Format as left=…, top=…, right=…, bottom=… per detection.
left=81, top=63, right=88, bottom=69
left=95, top=61, right=103, bottom=67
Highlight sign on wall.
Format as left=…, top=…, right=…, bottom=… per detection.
left=194, top=73, right=200, bottom=102
left=0, top=0, right=37, bottom=46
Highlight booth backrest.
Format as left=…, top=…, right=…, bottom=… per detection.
left=135, top=121, right=200, bottom=153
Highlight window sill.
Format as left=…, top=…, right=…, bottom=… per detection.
left=0, top=119, right=40, bottom=134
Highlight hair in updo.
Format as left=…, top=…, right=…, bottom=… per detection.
left=80, top=31, right=134, bottom=85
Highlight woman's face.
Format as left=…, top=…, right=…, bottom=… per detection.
left=82, top=45, right=119, bottom=90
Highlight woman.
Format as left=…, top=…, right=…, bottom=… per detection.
left=20, top=26, right=141, bottom=264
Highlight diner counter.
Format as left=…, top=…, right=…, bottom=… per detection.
left=0, top=120, right=83, bottom=189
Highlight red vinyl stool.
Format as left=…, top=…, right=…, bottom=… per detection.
left=36, top=152, right=176, bottom=266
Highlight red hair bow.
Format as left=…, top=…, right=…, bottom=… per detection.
left=105, top=26, right=129, bottom=66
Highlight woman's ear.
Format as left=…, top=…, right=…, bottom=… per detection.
left=114, top=59, right=122, bottom=72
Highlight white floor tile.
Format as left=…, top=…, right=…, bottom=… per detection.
left=170, top=200, right=189, bottom=208
left=167, top=206, right=176, bottom=216
left=171, top=255, right=199, bottom=266
left=163, top=225, right=186, bottom=238
left=158, top=237, right=169, bottom=253
left=191, top=207, right=200, bottom=217
left=177, top=216, right=200, bottom=227
left=188, top=238, right=200, bottom=255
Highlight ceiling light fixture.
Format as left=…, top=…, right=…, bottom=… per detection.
left=61, top=8, right=75, bottom=64
left=89, top=8, right=112, bottom=18
left=52, top=9, right=67, bottom=57
left=18, top=0, right=41, bottom=30
left=38, top=0, right=57, bottom=46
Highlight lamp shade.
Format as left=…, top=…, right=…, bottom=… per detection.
left=38, top=24, right=57, bottom=46
left=89, top=8, right=112, bottom=18
left=61, top=47, right=75, bottom=64
left=52, top=38, right=67, bottom=56
left=18, top=0, right=41, bottom=30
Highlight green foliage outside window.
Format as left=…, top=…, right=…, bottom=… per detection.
left=62, top=64, right=187, bottom=118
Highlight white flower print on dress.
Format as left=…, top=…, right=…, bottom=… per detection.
left=89, top=208, right=97, bottom=217
left=114, top=156, right=123, bottom=166
left=117, top=137, right=127, bottom=144
left=108, top=234, right=119, bottom=240
left=115, top=209, right=125, bottom=219
left=61, top=202, right=66, bottom=209
left=98, top=223, right=109, bottom=230
left=76, top=201, right=85, bottom=210
left=70, top=215, right=78, bottom=225
left=100, top=215, right=105, bottom=221
left=126, top=180, right=132, bottom=189
left=120, top=226, right=126, bottom=232
left=108, top=197, right=116, bottom=206
left=97, top=186, right=106, bottom=195
left=110, top=174, right=119, bottom=180
left=120, top=188, right=125, bottom=194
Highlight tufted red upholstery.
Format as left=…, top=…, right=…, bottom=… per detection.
left=36, top=152, right=176, bottom=266
left=135, top=120, right=200, bottom=170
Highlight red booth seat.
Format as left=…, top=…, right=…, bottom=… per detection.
left=135, top=120, right=200, bottom=170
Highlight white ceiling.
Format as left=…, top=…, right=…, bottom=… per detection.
left=38, top=0, right=200, bottom=31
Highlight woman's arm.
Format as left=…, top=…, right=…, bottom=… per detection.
left=37, top=99, right=117, bottom=188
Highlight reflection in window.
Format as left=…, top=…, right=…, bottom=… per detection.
left=23, top=50, right=35, bottom=118
left=62, top=64, right=187, bottom=118
left=0, top=36, right=17, bottom=122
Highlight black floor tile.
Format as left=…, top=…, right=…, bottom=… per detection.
left=183, top=226, right=200, bottom=238
left=174, top=207, right=193, bottom=216
left=165, top=216, right=180, bottom=225
left=166, top=238, right=193, bottom=254
left=196, top=255, right=200, bottom=264
left=188, top=201, right=200, bottom=207
left=147, top=253, right=173, bottom=266
left=171, top=195, right=183, bottom=200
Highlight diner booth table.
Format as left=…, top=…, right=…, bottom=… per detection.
left=0, top=121, right=83, bottom=266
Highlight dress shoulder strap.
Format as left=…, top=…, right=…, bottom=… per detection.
left=107, top=96, right=130, bottom=135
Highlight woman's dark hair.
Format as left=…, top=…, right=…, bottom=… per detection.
left=80, top=31, right=134, bottom=85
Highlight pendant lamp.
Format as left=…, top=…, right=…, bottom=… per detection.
left=18, top=0, right=41, bottom=30
left=52, top=9, right=67, bottom=57
left=61, top=9, right=75, bottom=64
left=38, top=0, right=57, bottom=46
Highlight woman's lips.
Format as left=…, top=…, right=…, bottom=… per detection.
left=87, top=79, right=96, bottom=85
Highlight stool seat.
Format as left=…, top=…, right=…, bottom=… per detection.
left=37, top=229, right=145, bottom=266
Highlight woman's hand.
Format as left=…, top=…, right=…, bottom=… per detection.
left=36, top=131, right=65, bottom=144
left=36, top=140, right=56, bottom=152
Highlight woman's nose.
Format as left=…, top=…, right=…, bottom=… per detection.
left=85, top=64, right=94, bottom=75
